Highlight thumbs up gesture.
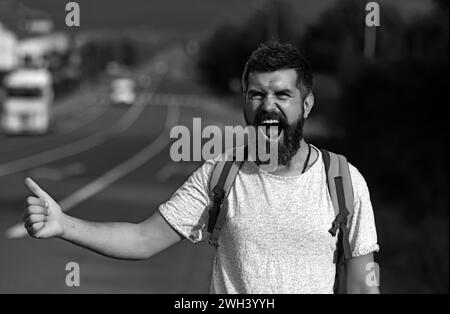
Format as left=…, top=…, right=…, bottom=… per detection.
left=23, top=178, right=65, bottom=239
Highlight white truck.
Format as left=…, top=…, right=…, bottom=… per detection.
left=1, top=69, right=54, bottom=135
left=110, top=78, right=136, bottom=106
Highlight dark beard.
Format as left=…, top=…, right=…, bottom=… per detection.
left=248, top=108, right=305, bottom=166
left=277, top=117, right=304, bottom=165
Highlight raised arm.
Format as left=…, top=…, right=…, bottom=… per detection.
left=22, top=178, right=182, bottom=260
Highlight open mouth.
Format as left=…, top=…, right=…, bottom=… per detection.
left=257, top=119, right=284, bottom=141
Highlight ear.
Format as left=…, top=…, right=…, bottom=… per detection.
left=303, top=93, right=314, bottom=119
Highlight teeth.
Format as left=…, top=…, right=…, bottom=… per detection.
left=261, top=119, right=280, bottom=124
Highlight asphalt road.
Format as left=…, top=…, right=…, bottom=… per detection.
left=0, top=46, right=240, bottom=293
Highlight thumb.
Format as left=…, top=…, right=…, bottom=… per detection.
left=25, top=177, right=50, bottom=200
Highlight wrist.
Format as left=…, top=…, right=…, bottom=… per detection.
left=59, top=213, right=72, bottom=239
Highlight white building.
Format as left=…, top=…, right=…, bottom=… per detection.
left=0, top=1, right=69, bottom=71
left=0, top=22, right=18, bottom=72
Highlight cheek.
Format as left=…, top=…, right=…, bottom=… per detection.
left=244, top=100, right=261, bottom=121
left=283, top=101, right=304, bottom=124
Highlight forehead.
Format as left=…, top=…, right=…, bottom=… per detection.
left=247, top=69, right=298, bottom=90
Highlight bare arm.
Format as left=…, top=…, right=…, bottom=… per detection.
left=346, top=252, right=380, bottom=294
left=61, top=211, right=182, bottom=260
left=22, top=178, right=182, bottom=260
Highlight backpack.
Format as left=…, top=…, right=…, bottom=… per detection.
left=206, top=147, right=354, bottom=294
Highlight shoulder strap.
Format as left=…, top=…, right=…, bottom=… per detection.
left=207, top=147, right=246, bottom=247
left=320, top=149, right=354, bottom=234
left=321, top=148, right=355, bottom=294
left=321, top=149, right=340, bottom=216
left=337, top=154, right=354, bottom=230
left=321, top=149, right=354, bottom=256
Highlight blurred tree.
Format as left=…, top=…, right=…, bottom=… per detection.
left=337, top=0, right=448, bottom=217
left=197, top=0, right=298, bottom=96
left=198, top=0, right=448, bottom=219
left=116, top=38, right=137, bottom=67
left=79, top=38, right=138, bottom=81
left=196, top=0, right=448, bottom=291
left=300, top=0, right=406, bottom=76
left=303, top=0, right=448, bottom=291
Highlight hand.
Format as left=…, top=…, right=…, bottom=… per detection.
left=23, top=178, right=66, bottom=239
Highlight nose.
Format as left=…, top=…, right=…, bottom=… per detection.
left=261, top=95, right=277, bottom=111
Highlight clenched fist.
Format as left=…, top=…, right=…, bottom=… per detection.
left=23, top=178, right=66, bottom=239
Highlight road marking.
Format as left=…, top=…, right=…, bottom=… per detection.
left=53, top=89, right=106, bottom=116
left=28, top=163, right=86, bottom=181
left=58, top=99, right=109, bottom=134
left=0, top=98, right=109, bottom=155
left=0, top=94, right=147, bottom=177
left=137, top=93, right=216, bottom=108
left=5, top=104, right=180, bottom=239
left=156, top=162, right=199, bottom=182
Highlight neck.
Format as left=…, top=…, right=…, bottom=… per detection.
left=268, top=139, right=313, bottom=177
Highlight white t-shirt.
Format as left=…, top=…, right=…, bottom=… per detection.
left=159, top=147, right=379, bottom=294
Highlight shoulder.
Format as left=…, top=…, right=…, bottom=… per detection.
left=347, top=161, right=372, bottom=207
left=315, top=147, right=365, bottom=184
left=348, top=162, right=368, bottom=190
left=317, top=147, right=371, bottom=201
left=198, top=146, right=242, bottom=186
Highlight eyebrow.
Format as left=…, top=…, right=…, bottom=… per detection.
left=274, top=89, right=293, bottom=94
left=247, top=89, right=265, bottom=95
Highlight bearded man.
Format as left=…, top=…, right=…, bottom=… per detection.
left=22, top=42, right=380, bottom=294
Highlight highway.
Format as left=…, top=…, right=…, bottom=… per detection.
left=0, top=45, right=241, bottom=293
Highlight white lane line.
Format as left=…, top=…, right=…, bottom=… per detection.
left=28, top=163, right=87, bottom=181
left=156, top=162, right=199, bottom=182
left=53, top=89, right=105, bottom=116
left=137, top=93, right=204, bottom=108
left=60, top=104, right=179, bottom=210
left=59, top=99, right=109, bottom=134
left=5, top=104, right=180, bottom=239
left=0, top=94, right=147, bottom=177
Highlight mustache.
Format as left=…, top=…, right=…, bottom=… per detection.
left=253, top=109, right=288, bottom=128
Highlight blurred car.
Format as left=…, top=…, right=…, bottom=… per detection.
left=1, top=68, right=54, bottom=135
left=110, top=78, right=136, bottom=105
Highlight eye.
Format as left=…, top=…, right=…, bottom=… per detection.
left=249, top=92, right=265, bottom=101
left=276, top=92, right=291, bottom=100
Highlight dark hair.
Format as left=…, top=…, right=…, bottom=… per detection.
left=241, top=41, right=313, bottom=97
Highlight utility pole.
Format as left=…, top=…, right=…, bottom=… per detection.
left=253, top=0, right=279, bottom=41
left=266, top=0, right=279, bottom=41
left=364, top=0, right=380, bottom=59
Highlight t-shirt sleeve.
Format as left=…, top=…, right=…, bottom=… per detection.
left=347, top=163, right=380, bottom=257
left=158, top=159, right=216, bottom=244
